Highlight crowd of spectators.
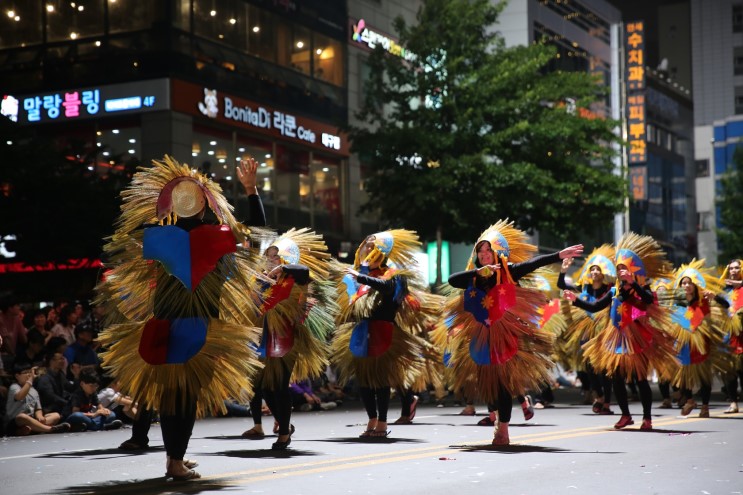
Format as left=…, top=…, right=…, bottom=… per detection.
left=0, top=298, right=124, bottom=436
left=0, top=297, right=358, bottom=438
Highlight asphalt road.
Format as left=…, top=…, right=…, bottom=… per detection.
left=1, top=388, right=741, bottom=495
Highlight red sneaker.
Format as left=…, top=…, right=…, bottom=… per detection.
left=614, top=415, right=634, bottom=429
left=640, top=418, right=652, bottom=430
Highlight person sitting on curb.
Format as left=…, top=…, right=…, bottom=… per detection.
left=4, top=363, right=70, bottom=436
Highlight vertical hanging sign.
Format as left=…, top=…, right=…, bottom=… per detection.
left=625, top=20, right=647, bottom=167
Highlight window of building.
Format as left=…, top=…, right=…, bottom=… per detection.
left=734, top=4, right=743, bottom=33
left=310, top=155, right=343, bottom=232
left=275, top=145, right=311, bottom=227
left=735, top=47, right=743, bottom=76
left=0, top=2, right=42, bottom=48
left=190, top=125, right=235, bottom=195
left=94, top=125, right=142, bottom=177
left=243, top=4, right=277, bottom=63
left=695, top=159, right=710, bottom=178
left=275, top=23, right=312, bottom=75
left=313, top=34, right=344, bottom=86
left=735, top=86, right=743, bottom=114
left=46, top=1, right=104, bottom=43
left=108, top=2, right=160, bottom=34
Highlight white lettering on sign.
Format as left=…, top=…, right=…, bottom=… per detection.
left=322, top=133, right=341, bottom=150
left=224, top=97, right=272, bottom=129
left=0, top=235, right=17, bottom=259
left=297, top=126, right=316, bottom=144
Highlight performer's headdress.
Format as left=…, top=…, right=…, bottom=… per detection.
left=117, top=155, right=243, bottom=237
left=466, top=219, right=536, bottom=270
left=614, top=232, right=670, bottom=286
left=651, top=277, right=672, bottom=292
left=353, top=229, right=420, bottom=269
left=673, top=259, right=723, bottom=294
left=267, top=228, right=331, bottom=278
left=577, top=244, right=616, bottom=285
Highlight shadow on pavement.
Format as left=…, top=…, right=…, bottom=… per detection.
left=206, top=448, right=318, bottom=459
left=37, top=446, right=164, bottom=460
left=51, top=477, right=232, bottom=495
left=450, top=444, right=623, bottom=454
left=315, top=436, right=427, bottom=445
left=618, top=428, right=717, bottom=434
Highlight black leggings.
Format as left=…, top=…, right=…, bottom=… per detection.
left=726, top=369, right=743, bottom=401
left=249, top=363, right=294, bottom=435
left=588, top=363, right=613, bottom=402
left=485, top=392, right=525, bottom=423
left=613, top=372, right=652, bottom=420
left=360, top=386, right=391, bottom=423
left=399, top=389, right=415, bottom=417
left=681, top=384, right=711, bottom=405
left=160, top=390, right=197, bottom=460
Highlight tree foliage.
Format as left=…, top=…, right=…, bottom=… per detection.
left=348, top=0, right=626, bottom=247
left=717, top=146, right=743, bottom=261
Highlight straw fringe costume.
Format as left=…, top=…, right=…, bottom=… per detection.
left=665, top=261, right=731, bottom=415
left=246, top=228, right=336, bottom=444
left=557, top=245, right=616, bottom=412
left=577, top=232, right=677, bottom=428
left=330, top=230, right=432, bottom=435
left=580, top=234, right=677, bottom=382
left=719, top=265, right=743, bottom=410
left=95, top=156, right=266, bottom=467
left=446, top=221, right=557, bottom=407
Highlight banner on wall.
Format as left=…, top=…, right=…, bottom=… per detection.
left=172, top=80, right=349, bottom=156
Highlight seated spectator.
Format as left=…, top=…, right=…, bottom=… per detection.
left=27, top=309, right=53, bottom=345
left=290, top=379, right=337, bottom=412
left=36, top=350, right=75, bottom=416
left=65, top=371, right=122, bottom=432
left=4, top=363, right=70, bottom=436
left=45, top=337, right=70, bottom=378
left=98, top=377, right=138, bottom=423
left=13, top=329, right=46, bottom=371
left=220, top=397, right=251, bottom=417
left=1, top=298, right=28, bottom=362
left=63, top=324, right=101, bottom=379
left=50, top=305, right=77, bottom=346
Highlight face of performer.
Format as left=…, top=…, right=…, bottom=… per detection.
left=589, top=265, right=604, bottom=284
left=359, top=236, right=376, bottom=260
left=680, top=277, right=697, bottom=299
left=477, top=241, right=495, bottom=267
left=265, top=246, right=281, bottom=270
left=617, top=264, right=632, bottom=284
left=729, top=261, right=741, bottom=280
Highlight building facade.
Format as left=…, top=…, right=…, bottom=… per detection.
left=0, top=0, right=355, bottom=299
left=691, top=0, right=743, bottom=263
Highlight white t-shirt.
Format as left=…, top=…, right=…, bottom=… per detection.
left=97, top=387, right=121, bottom=409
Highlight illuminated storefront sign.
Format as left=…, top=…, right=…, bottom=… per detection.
left=627, top=93, right=647, bottom=164
left=629, top=165, right=647, bottom=201
left=172, top=80, right=348, bottom=156
left=1, top=95, right=19, bottom=122
left=625, top=21, right=645, bottom=91
left=0, top=258, right=102, bottom=274
left=11, top=79, right=169, bottom=124
left=349, top=18, right=415, bottom=61
left=625, top=21, right=646, bottom=164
